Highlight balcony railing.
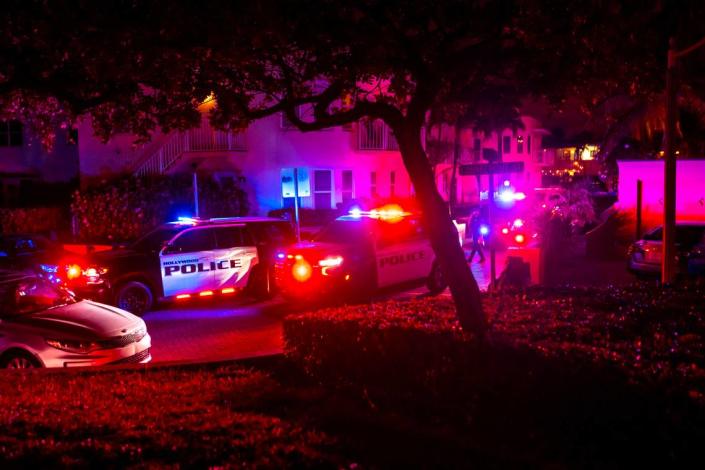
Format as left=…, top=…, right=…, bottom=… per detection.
left=134, top=123, right=246, bottom=176
left=358, top=119, right=399, bottom=151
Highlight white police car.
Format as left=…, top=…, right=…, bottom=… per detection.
left=274, top=205, right=458, bottom=299
left=86, top=217, right=295, bottom=315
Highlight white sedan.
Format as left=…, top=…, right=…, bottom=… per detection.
left=0, top=271, right=151, bottom=368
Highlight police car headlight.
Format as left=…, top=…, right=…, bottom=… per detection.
left=46, top=338, right=100, bottom=354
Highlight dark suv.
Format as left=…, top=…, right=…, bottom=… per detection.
left=0, top=234, right=104, bottom=299
left=86, top=217, right=295, bottom=315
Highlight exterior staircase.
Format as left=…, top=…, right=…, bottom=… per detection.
left=132, top=120, right=246, bottom=176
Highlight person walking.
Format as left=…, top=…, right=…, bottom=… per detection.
left=467, top=211, right=485, bottom=263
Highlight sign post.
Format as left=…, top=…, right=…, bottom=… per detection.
left=281, top=168, right=311, bottom=242
left=459, top=159, right=525, bottom=289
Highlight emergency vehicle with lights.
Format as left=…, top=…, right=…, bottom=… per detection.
left=83, top=217, right=295, bottom=315
left=274, top=205, right=455, bottom=299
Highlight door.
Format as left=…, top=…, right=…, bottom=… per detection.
left=159, top=228, right=216, bottom=297
left=212, top=225, right=259, bottom=290
left=375, top=218, right=434, bottom=288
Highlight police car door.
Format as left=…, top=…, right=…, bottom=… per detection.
left=375, top=218, right=433, bottom=288
left=159, top=228, right=216, bottom=297
left=211, top=225, right=259, bottom=290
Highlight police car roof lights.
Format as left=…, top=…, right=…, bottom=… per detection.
left=175, top=216, right=200, bottom=225
left=345, top=204, right=411, bottom=221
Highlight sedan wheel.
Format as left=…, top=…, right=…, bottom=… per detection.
left=2, top=352, right=40, bottom=369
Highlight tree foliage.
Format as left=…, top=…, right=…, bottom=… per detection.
left=3, top=0, right=699, bottom=333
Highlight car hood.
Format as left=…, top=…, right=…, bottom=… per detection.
left=90, top=248, right=143, bottom=262
left=7, top=300, right=143, bottom=340
left=288, top=241, right=353, bottom=256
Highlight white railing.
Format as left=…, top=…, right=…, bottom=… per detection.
left=358, top=119, right=398, bottom=151
left=134, top=123, right=246, bottom=176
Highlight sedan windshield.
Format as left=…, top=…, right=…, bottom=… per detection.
left=0, top=277, right=77, bottom=316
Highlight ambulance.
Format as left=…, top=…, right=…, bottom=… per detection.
left=274, top=205, right=457, bottom=299
left=86, top=217, right=295, bottom=315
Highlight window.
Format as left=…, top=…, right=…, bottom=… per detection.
left=527, top=135, right=532, bottom=154
left=214, top=226, right=254, bottom=248
left=341, top=170, right=354, bottom=203
left=390, top=171, right=396, bottom=197
left=370, top=171, right=377, bottom=197
left=502, top=136, right=511, bottom=154
left=313, top=170, right=333, bottom=209
left=167, top=229, right=215, bottom=253
left=473, top=138, right=482, bottom=161
left=248, top=222, right=296, bottom=246
left=0, top=120, right=22, bottom=147
left=517, top=136, right=524, bottom=154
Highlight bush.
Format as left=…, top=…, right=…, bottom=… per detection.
left=71, top=175, right=249, bottom=243
left=283, top=287, right=705, bottom=466
left=0, top=207, right=66, bottom=235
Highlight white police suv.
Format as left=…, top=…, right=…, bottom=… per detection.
left=274, top=205, right=458, bottom=299
left=86, top=217, right=295, bottom=315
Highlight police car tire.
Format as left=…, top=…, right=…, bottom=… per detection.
left=115, top=281, right=153, bottom=316
left=249, top=265, right=274, bottom=300
left=426, top=261, right=447, bottom=295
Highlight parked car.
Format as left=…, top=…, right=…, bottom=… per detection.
left=85, top=217, right=295, bottom=315
left=0, top=233, right=106, bottom=299
left=274, top=205, right=458, bottom=300
left=0, top=270, right=151, bottom=368
left=628, top=223, right=705, bottom=277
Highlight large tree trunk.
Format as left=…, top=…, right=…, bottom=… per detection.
left=395, top=123, right=487, bottom=336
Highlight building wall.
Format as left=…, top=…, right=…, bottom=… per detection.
left=442, top=116, right=549, bottom=204
left=617, top=159, right=705, bottom=230
left=0, top=120, right=79, bottom=182
left=77, top=113, right=412, bottom=215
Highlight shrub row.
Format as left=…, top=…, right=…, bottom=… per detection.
left=0, top=207, right=66, bottom=235
left=283, top=287, right=705, bottom=465
left=71, top=175, right=249, bottom=243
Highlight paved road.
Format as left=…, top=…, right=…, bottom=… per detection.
left=144, top=254, right=501, bottom=364
left=144, top=298, right=288, bottom=364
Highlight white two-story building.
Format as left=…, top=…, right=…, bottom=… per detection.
left=77, top=104, right=553, bottom=216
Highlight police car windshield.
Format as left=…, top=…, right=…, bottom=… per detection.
left=132, top=226, right=183, bottom=252
left=315, top=220, right=373, bottom=244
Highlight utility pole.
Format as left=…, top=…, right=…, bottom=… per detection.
left=662, top=35, right=705, bottom=284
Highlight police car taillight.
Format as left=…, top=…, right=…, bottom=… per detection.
left=66, top=264, right=82, bottom=280
left=292, top=259, right=312, bottom=282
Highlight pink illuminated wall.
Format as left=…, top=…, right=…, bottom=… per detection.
left=617, top=160, right=705, bottom=229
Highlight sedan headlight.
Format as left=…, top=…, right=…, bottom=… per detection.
left=46, top=338, right=100, bottom=354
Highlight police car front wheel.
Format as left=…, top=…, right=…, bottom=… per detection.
left=115, top=281, right=154, bottom=316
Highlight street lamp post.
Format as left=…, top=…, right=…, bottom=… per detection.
left=662, top=36, right=705, bottom=284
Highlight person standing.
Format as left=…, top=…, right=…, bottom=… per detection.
left=467, top=211, right=485, bottom=263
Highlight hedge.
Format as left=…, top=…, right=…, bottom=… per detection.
left=283, top=286, right=705, bottom=466
left=71, top=175, right=249, bottom=243
left=0, top=207, right=66, bottom=235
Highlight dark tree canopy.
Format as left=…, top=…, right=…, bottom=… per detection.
left=2, top=0, right=702, bottom=334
